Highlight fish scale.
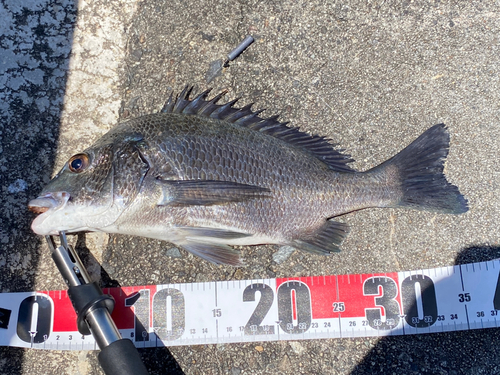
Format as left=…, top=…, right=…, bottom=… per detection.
left=136, top=117, right=338, bottom=240
left=28, top=88, right=468, bottom=266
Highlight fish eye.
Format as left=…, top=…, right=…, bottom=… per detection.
left=68, top=154, right=90, bottom=173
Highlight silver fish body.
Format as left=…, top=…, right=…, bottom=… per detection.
left=29, top=88, right=468, bottom=265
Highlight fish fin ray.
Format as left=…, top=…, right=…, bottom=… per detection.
left=291, top=220, right=350, bottom=254
left=156, top=179, right=271, bottom=206
left=160, top=92, right=175, bottom=113
left=160, top=88, right=356, bottom=172
left=180, top=241, right=244, bottom=266
left=370, top=124, right=468, bottom=214
left=172, top=86, right=193, bottom=113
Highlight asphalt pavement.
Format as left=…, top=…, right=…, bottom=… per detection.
left=1, top=0, right=500, bottom=374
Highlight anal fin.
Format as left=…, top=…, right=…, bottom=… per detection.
left=292, top=220, right=350, bottom=255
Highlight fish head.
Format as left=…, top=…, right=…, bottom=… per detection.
left=28, top=129, right=150, bottom=236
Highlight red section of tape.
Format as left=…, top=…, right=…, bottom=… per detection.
left=276, top=273, right=401, bottom=320
left=43, top=285, right=159, bottom=332
left=43, top=290, right=77, bottom=332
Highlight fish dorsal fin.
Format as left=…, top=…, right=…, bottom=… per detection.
left=161, top=87, right=355, bottom=172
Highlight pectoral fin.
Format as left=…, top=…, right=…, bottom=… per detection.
left=156, top=179, right=271, bottom=206
left=177, top=226, right=251, bottom=240
left=291, top=220, right=350, bottom=254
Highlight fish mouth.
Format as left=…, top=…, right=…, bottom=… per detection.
left=28, top=205, right=50, bottom=214
left=28, top=192, right=70, bottom=215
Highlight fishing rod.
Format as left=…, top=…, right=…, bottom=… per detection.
left=46, top=231, right=149, bottom=375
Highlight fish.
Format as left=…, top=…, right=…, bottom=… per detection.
left=28, top=87, right=468, bottom=266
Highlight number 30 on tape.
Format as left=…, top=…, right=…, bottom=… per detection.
left=1, top=260, right=500, bottom=350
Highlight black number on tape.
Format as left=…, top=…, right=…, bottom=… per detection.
left=401, top=275, right=438, bottom=327
left=494, top=270, right=500, bottom=310
left=458, top=293, right=471, bottom=303
left=17, top=295, right=52, bottom=343
left=125, top=290, right=150, bottom=342
left=0, top=307, right=12, bottom=330
left=277, top=281, right=312, bottom=334
left=333, top=302, right=345, bottom=312
left=243, top=283, right=275, bottom=335
left=126, top=288, right=186, bottom=342
left=363, top=277, right=400, bottom=330
left=153, top=288, right=185, bottom=341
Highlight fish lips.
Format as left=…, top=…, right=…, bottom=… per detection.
left=28, top=191, right=71, bottom=235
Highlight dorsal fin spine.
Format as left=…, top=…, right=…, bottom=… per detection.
left=172, top=86, right=192, bottom=113
left=223, top=103, right=253, bottom=122
left=183, top=89, right=212, bottom=115
left=160, top=87, right=356, bottom=172
left=160, top=93, right=175, bottom=113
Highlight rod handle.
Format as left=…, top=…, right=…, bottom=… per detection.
left=98, top=339, right=149, bottom=375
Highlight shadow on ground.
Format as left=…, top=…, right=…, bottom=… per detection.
left=351, top=246, right=500, bottom=375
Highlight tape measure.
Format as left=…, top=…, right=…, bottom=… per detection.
left=1, top=259, right=499, bottom=350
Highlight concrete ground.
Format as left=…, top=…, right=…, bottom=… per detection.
left=1, top=0, right=500, bottom=374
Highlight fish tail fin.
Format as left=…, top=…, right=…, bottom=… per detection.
left=371, top=124, right=468, bottom=214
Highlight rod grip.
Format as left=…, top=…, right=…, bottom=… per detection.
left=98, top=339, right=149, bottom=375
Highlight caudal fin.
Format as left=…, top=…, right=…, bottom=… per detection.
left=372, top=124, right=468, bottom=214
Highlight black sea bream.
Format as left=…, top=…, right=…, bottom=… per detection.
left=28, top=88, right=468, bottom=265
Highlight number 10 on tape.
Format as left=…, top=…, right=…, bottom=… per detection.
left=2, top=260, right=500, bottom=350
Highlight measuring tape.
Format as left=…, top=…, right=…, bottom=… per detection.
left=1, top=259, right=499, bottom=350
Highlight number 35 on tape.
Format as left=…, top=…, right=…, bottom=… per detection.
left=1, top=260, right=500, bottom=350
